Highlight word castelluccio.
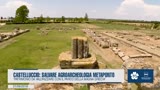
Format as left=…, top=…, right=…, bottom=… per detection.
left=13, top=72, right=115, bottom=78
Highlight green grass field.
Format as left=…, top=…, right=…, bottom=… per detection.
left=0, top=23, right=84, bottom=89
left=92, top=23, right=160, bottom=36
left=92, top=23, right=137, bottom=30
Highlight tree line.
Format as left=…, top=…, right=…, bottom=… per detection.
left=25, top=14, right=89, bottom=24
left=0, top=5, right=89, bottom=24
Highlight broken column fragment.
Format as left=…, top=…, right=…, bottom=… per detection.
left=72, top=37, right=89, bottom=59
left=78, top=38, right=83, bottom=59
left=72, top=37, right=78, bottom=59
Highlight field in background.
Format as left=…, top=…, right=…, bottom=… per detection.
left=93, top=23, right=137, bottom=30
left=90, top=22, right=160, bottom=36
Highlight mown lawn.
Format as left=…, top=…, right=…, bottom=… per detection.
left=0, top=23, right=84, bottom=89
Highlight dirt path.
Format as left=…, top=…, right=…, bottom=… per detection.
left=0, top=39, right=17, bottom=49
left=88, top=38, right=123, bottom=69
left=79, top=23, right=101, bottom=29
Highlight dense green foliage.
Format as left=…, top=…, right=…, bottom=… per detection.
left=61, top=16, right=65, bottom=23
left=84, top=13, right=88, bottom=22
left=14, top=5, right=29, bottom=23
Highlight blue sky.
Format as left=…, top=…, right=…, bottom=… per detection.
left=1, top=0, right=160, bottom=21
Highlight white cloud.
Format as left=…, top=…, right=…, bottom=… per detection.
left=5, top=0, right=32, bottom=10
left=91, top=10, right=97, bottom=13
left=0, top=0, right=42, bottom=17
left=115, top=0, right=160, bottom=21
left=0, top=0, right=56, bottom=17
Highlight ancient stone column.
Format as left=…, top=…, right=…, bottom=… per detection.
left=83, top=38, right=89, bottom=58
left=72, top=37, right=89, bottom=59
left=78, top=38, right=83, bottom=59
left=72, top=37, right=78, bottom=59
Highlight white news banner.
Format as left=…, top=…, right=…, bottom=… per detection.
left=8, top=69, right=124, bottom=83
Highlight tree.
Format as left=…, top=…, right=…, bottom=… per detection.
left=74, top=17, right=78, bottom=23
left=37, top=14, right=44, bottom=23
left=84, top=13, right=88, bottom=21
left=53, top=18, right=56, bottom=23
left=79, top=17, right=84, bottom=23
left=68, top=18, right=74, bottom=23
left=14, top=5, right=29, bottom=23
left=153, top=22, right=159, bottom=29
left=46, top=16, right=50, bottom=23
left=54, top=18, right=61, bottom=23
left=61, top=16, right=65, bottom=23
